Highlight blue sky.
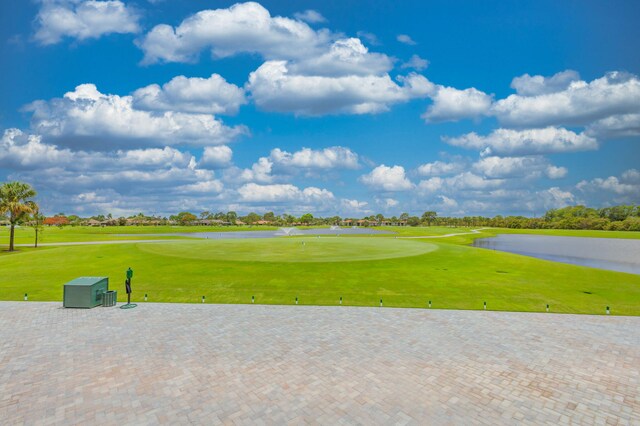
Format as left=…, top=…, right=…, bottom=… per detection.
left=1, top=0, right=639, bottom=217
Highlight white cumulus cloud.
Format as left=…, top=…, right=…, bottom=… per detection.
left=535, top=187, right=575, bottom=210
left=199, top=146, right=233, bottom=169
left=360, top=165, right=413, bottom=191
left=445, top=127, right=598, bottom=155
left=288, top=38, right=393, bottom=77
left=237, top=183, right=334, bottom=203
left=25, top=84, right=247, bottom=149
left=0, top=128, right=74, bottom=169
left=493, top=71, right=640, bottom=128
left=510, top=70, right=581, bottom=96
left=247, top=61, right=433, bottom=115
left=586, top=113, right=640, bottom=139
left=416, top=160, right=465, bottom=177
left=132, top=74, right=246, bottom=115
left=34, top=0, right=140, bottom=45
left=269, top=146, right=359, bottom=170
left=422, top=86, right=493, bottom=122
left=577, top=169, right=640, bottom=200
left=396, top=34, right=416, bottom=45
left=473, top=156, right=567, bottom=179
left=401, top=54, right=429, bottom=71
left=293, top=10, right=326, bottom=24
left=137, top=2, right=330, bottom=64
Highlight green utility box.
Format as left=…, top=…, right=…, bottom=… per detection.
left=63, top=277, right=109, bottom=308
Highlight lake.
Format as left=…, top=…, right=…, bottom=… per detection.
left=116, top=227, right=393, bottom=239
left=473, top=234, right=640, bottom=275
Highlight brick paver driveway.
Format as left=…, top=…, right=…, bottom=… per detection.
left=1, top=302, right=638, bottom=425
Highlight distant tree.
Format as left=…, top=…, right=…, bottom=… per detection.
left=245, top=212, right=261, bottom=224
left=421, top=211, right=437, bottom=226
left=175, top=211, right=197, bottom=225
left=399, top=212, right=409, bottom=221
left=375, top=214, right=385, bottom=224
left=226, top=211, right=237, bottom=225
left=263, top=211, right=276, bottom=222
left=66, top=215, right=81, bottom=225
left=300, top=213, right=314, bottom=225
left=407, top=216, right=421, bottom=227
left=200, top=211, right=211, bottom=220
left=282, top=214, right=295, bottom=225
left=31, top=209, right=45, bottom=248
left=0, top=181, right=38, bottom=251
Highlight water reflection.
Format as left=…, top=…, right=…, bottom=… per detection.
left=473, top=234, right=640, bottom=275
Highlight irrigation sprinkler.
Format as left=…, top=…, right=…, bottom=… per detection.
left=380, top=298, right=383, bottom=307
left=339, top=296, right=342, bottom=305
left=202, top=296, right=205, bottom=304
left=428, top=300, right=431, bottom=308
left=24, top=293, right=27, bottom=301
left=606, top=306, right=610, bottom=315
left=144, top=293, right=148, bottom=302
left=252, top=295, right=255, bottom=304
left=484, top=301, right=487, bottom=310
left=546, top=304, right=549, bottom=312
left=295, top=296, right=298, bottom=305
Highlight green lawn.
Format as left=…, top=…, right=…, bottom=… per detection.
left=1, top=231, right=638, bottom=315
left=0, top=225, right=278, bottom=245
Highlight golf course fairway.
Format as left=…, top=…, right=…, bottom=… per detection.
left=1, top=229, right=639, bottom=315
left=137, top=237, right=438, bottom=263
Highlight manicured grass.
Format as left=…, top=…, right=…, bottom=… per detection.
left=1, top=235, right=638, bottom=315
left=0, top=225, right=277, bottom=246
left=137, top=238, right=438, bottom=263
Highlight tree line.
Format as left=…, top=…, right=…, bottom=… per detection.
left=20, top=206, right=640, bottom=232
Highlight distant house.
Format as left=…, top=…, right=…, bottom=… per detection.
left=87, top=219, right=101, bottom=227
left=195, top=219, right=229, bottom=226
left=255, top=220, right=273, bottom=225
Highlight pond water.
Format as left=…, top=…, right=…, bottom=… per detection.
left=117, top=227, right=393, bottom=240
left=473, top=234, right=640, bottom=275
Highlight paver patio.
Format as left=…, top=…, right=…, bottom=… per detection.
left=0, top=302, right=638, bottom=425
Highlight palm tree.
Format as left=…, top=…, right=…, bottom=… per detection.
left=31, top=208, right=45, bottom=248
left=0, top=182, right=38, bottom=251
